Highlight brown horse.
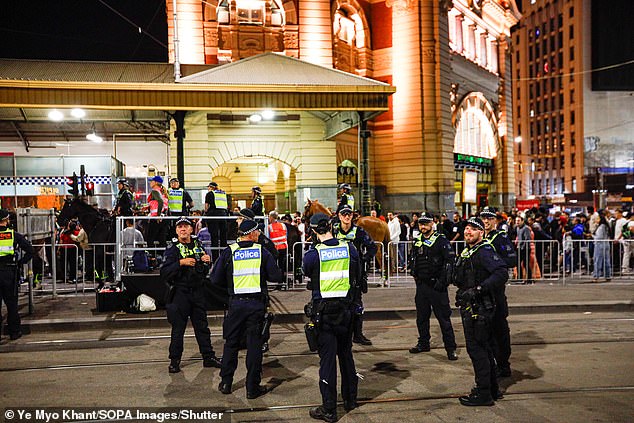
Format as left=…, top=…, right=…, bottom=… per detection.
left=303, top=199, right=389, bottom=275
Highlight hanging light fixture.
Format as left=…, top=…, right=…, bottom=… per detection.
left=86, top=123, right=103, bottom=143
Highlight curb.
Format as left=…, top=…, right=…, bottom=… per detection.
left=20, top=301, right=634, bottom=334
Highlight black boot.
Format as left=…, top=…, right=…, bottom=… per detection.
left=343, top=399, right=358, bottom=411
left=447, top=349, right=458, bottom=361
left=409, top=343, right=430, bottom=354
left=459, top=387, right=494, bottom=406
left=247, top=385, right=269, bottom=399
left=168, top=359, right=181, bottom=374
left=203, top=354, right=222, bottom=368
left=309, top=406, right=337, bottom=422
left=218, top=381, right=232, bottom=395
left=352, top=335, right=372, bottom=346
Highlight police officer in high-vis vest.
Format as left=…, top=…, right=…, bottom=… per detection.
left=337, top=183, right=354, bottom=214
left=453, top=217, right=508, bottom=406
left=204, top=181, right=230, bottom=262
left=160, top=217, right=221, bottom=374
left=332, top=204, right=376, bottom=346
left=168, top=178, right=194, bottom=217
left=303, top=213, right=360, bottom=423
left=480, top=206, right=516, bottom=378
left=0, top=209, right=34, bottom=341
left=409, top=211, right=458, bottom=360
left=211, top=219, right=283, bottom=399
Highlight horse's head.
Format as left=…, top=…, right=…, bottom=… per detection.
left=303, top=199, right=333, bottom=221
left=57, top=198, right=75, bottom=226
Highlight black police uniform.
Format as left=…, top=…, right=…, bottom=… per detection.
left=160, top=235, right=219, bottom=371
left=251, top=194, right=264, bottom=217
left=485, top=228, right=515, bottom=377
left=0, top=219, right=34, bottom=340
left=332, top=222, right=376, bottom=344
left=303, top=237, right=361, bottom=419
left=115, top=187, right=134, bottom=216
left=410, top=230, right=457, bottom=357
left=210, top=239, right=283, bottom=396
left=205, top=189, right=229, bottom=261
left=453, top=239, right=508, bottom=405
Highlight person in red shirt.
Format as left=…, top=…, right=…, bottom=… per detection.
left=58, top=220, right=79, bottom=283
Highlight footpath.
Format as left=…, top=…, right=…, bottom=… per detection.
left=16, top=278, right=634, bottom=334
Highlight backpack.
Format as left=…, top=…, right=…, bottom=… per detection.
left=132, top=250, right=150, bottom=272
left=622, top=221, right=633, bottom=239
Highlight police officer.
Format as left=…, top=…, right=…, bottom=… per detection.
left=480, top=206, right=516, bottom=378
left=204, top=182, right=230, bottom=262
left=332, top=204, right=376, bottom=346
left=337, top=183, right=354, bottom=213
left=453, top=217, right=508, bottom=406
left=114, top=179, right=134, bottom=216
left=168, top=178, right=194, bottom=217
left=0, top=209, right=33, bottom=341
left=159, top=217, right=221, bottom=374
left=250, top=186, right=264, bottom=217
left=303, top=213, right=360, bottom=422
left=409, top=211, right=458, bottom=360
left=211, top=219, right=283, bottom=398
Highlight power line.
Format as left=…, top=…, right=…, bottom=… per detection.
left=96, top=0, right=167, bottom=49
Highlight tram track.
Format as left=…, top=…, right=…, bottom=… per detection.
left=1, top=336, right=633, bottom=373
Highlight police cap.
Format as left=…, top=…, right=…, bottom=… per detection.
left=238, top=208, right=256, bottom=220
left=338, top=204, right=353, bottom=215
left=252, top=186, right=261, bottom=193
left=169, top=177, right=179, bottom=183
left=465, top=217, right=485, bottom=231
left=117, top=178, right=129, bottom=186
left=208, top=181, right=218, bottom=188
left=418, top=211, right=434, bottom=223
left=310, top=213, right=331, bottom=234
left=0, top=208, right=10, bottom=221
left=175, top=217, right=194, bottom=227
left=480, top=206, right=498, bottom=218
left=239, top=219, right=259, bottom=235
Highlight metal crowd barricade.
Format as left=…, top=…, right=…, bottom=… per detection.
left=385, top=241, right=414, bottom=286
left=511, top=240, right=561, bottom=284
left=366, top=241, right=387, bottom=287
left=561, top=238, right=629, bottom=283
left=29, top=243, right=80, bottom=296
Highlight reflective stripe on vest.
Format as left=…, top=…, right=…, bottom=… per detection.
left=176, top=240, right=205, bottom=259
left=230, top=243, right=262, bottom=294
left=269, top=221, right=288, bottom=250
left=316, top=241, right=351, bottom=298
left=168, top=189, right=184, bottom=212
left=414, top=232, right=440, bottom=248
left=343, top=193, right=354, bottom=210
left=460, top=241, right=487, bottom=259
left=0, top=229, right=15, bottom=257
left=213, top=190, right=228, bottom=209
left=335, top=225, right=357, bottom=242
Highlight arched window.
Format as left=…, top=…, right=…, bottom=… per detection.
left=331, top=1, right=371, bottom=75
left=453, top=93, right=499, bottom=159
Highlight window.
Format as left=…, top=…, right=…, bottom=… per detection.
left=236, top=0, right=264, bottom=24
left=571, top=111, right=575, bottom=124
left=571, top=153, right=576, bottom=168
left=569, top=25, right=574, bottom=39
left=571, top=133, right=575, bottom=146
left=572, top=177, right=576, bottom=192
left=569, top=46, right=574, bottom=61
left=570, top=7, right=574, bottom=18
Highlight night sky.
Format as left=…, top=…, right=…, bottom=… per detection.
left=0, top=0, right=168, bottom=62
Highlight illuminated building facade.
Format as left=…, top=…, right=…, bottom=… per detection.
left=165, top=0, right=520, bottom=213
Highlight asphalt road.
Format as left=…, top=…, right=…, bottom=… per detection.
left=1, top=312, right=633, bottom=422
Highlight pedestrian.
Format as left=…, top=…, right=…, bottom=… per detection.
left=332, top=204, right=376, bottom=346
left=409, top=211, right=458, bottom=360
left=303, top=213, right=360, bottom=422
left=114, top=179, right=134, bottom=216
left=480, top=206, right=516, bottom=378
left=250, top=186, right=264, bottom=216
left=70, top=221, right=94, bottom=284
left=514, top=215, right=533, bottom=283
left=0, top=209, right=34, bottom=341
left=453, top=217, right=507, bottom=406
left=387, top=212, right=400, bottom=273
left=211, top=219, right=283, bottom=398
left=268, top=211, right=289, bottom=275
left=159, top=217, right=221, bottom=374
left=204, top=181, right=230, bottom=261
left=592, top=211, right=612, bottom=282
left=146, top=175, right=168, bottom=250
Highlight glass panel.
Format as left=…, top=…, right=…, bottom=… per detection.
left=0, top=156, right=14, bottom=176
left=16, top=157, right=63, bottom=176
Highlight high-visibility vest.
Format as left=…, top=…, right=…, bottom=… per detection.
left=342, top=193, right=355, bottom=210
left=0, top=228, right=15, bottom=258
left=176, top=239, right=205, bottom=258
left=334, top=224, right=357, bottom=242
left=316, top=241, right=351, bottom=298
left=168, top=188, right=184, bottom=213
left=148, top=188, right=169, bottom=216
left=230, top=243, right=262, bottom=294
left=268, top=221, right=288, bottom=250
left=213, top=190, right=228, bottom=209
left=414, top=232, right=440, bottom=248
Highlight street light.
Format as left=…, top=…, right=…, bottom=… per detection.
left=514, top=136, right=522, bottom=143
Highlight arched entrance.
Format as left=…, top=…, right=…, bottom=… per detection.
left=212, top=155, right=298, bottom=213
left=452, top=92, right=501, bottom=213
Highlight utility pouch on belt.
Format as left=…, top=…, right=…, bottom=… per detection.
left=304, top=322, right=319, bottom=352
left=261, top=311, right=275, bottom=337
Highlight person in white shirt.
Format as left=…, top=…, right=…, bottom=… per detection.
left=387, top=212, right=401, bottom=273
left=614, top=210, right=631, bottom=274
left=122, top=219, right=145, bottom=249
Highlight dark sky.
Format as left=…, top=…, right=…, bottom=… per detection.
left=0, top=0, right=168, bottom=62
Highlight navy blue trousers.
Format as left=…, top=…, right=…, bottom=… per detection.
left=414, top=281, right=457, bottom=350
left=166, top=286, right=214, bottom=360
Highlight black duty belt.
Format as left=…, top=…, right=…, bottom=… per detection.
left=231, top=294, right=264, bottom=301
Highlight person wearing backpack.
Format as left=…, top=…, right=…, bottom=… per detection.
left=480, top=207, right=515, bottom=378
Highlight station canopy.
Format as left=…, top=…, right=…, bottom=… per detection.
left=0, top=53, right=395, bottom=150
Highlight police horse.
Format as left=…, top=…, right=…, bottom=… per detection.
left=303, top=199, right=390, bottom=279
left=58, top=198, right=116, bottom=283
